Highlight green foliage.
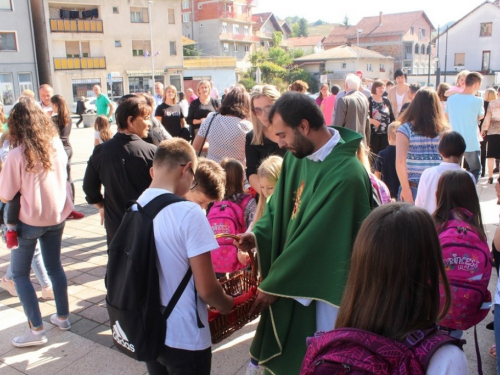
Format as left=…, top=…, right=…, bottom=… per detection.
left=289, top=49, right=304, bottom=59
left=298, top=18, right=309, bottom=37
left=239, top=77, right=256, bottom=92
left=183, top=44, right=202, bottom=57
left=268, top=47, right=292, bottom=67
left=292, top=23, right=301, bottom=37
left=260, top=61, right=287, bottom=82
left=286, top=67, right=318, bottom=93
left=342, top=15, right=350, bottom=27
left=272, top=31, right=283, bottom=47
left=312, top=19, right=325, bottom=26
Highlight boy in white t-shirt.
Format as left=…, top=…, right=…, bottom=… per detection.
left=416, top=131, right=474, bottom=214
left=141, top=139, right=233, bottom=375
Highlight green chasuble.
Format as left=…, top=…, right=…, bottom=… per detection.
left=250, top=127, right=372, bottom=375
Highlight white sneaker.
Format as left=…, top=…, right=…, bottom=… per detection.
left=12, top=330, right=48, bottom=347
left=0, top=276, right=17, bottom=297
left=50, top=314, right=71, bottom=331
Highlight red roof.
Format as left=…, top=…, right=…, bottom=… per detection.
left=287, top=36, right=325, bottom=47
left=252, top=12, right=272, bottom=30
left=324, top=11, right=434, bottom=47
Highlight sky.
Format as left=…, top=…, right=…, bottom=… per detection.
left=254, top=0, right=486, bottom=29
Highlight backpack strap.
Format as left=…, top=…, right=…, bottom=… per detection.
left=142, top=193, right=185, bottom=218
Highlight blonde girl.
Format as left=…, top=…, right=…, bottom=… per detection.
left=253, top=155, right=283, bottom=225
left=445, top=70, right=470, bottom=97
left=94, top=115, right=112, bottom=146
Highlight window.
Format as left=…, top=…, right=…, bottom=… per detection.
left=342, top=62, right=347, bottom=69
left=420, top=45, right=425, bottom=54
left=65, top=41, right=80, bottom=57
left=169, top=41, right=177, bottom=55
left=132, top=40, right=151, bottom=56
left=420, top=29, right=425, bottom=37
left=454, top=53, right=465, bottom=66
left=414, top=43, right=419, bottom=54
left=81, top=42, right=90, bottom=57
left=379, top=64, right=385, bottom=72
left=223, top=43, right=229, bottom=52
left=0, top=0, right=12, bottom=10
left=244, top=45, right=249, bottom=52
left=183, top=13, right=190, bottom=23
left=482, top=51, right=491, bottom=71
left=130, top=7, right=149, bottom=23
left=426, top=45, right=431, bottom=54
left=0, top=32, right=17, bottom=51
left=480, top=22, right=492, bottom=37
left=115, top=40, right=122, bottom=47
left=18, top=72, right=33, bottom=93
left=222, top=23, right=227, bottom=33
left=233, top=24, right=239, bottom=34
left=168, top=9, right=175, bottom=24
left=0, top=73, right=15, bottom=105
left=410, top=27, right=414, bottom=35
left=366, top=63, right=372, bottom=72
left=182, top=0, right=189, bottom=9
left=244, top=26, right=249, bottom=36
left=233, top=44, right=238, bottom=52
left=112, top=7, right=119, bottom=14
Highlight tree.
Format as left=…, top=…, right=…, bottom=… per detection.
left=313, top=19, right=324, bottom=26
left=272, top=31, right=283, bottom=47
left=298, top=18, right=309, bottom=37
left=342, top=15, right=350, bottom=27
left=286, top=67, right=317, bottom=93
left=292, top=23, right=301, bottom=37
left=183, top=44, right=202, bottom=57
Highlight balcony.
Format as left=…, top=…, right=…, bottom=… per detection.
left=220, top=33, right=259, bottom=42
left=221, top=12, right=252, bottom=22
left=50, top=19, right=103, bottom=33
left=53, top=57, right=106, bottom=70
left=184, top=57, right=236, bottom=68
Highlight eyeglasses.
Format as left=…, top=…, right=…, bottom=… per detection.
left=252, top=105, right=272, bottom=116
left=180, top=163, right=198, bottom=190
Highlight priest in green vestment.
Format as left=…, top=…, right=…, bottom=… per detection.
left=238, top=92, right=373, bottom=375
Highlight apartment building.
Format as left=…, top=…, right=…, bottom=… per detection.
left=324, top=11, right=435, bottom=75
left=0, top=0, right=39, bottom=113
left=30, top=0, right=183, bottom=105
left=181, top=0, right=258, bottom=60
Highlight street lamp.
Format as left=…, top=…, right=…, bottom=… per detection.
left=356, top=29, right=363, bottom=71
left=147, top=1, right=155, bottom=94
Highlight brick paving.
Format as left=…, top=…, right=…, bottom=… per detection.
left=0, top=118, right=498, bottom=374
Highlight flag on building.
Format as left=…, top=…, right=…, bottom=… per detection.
left=154, top=51, right=160, bottom=57
left=144, top=50, right=150, bottom=57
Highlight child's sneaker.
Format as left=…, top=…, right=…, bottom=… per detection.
left=50, top=314, right=71, bottom=330
left=41, top=286, right=54, bottom=300
left=0, top=276, right=17, bottom=297
left=245, top=362, right=264, bottom=375
left=5, top=229, right=18, bottom=249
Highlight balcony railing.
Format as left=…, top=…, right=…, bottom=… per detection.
left=220, top=33, right=259, bottom=42
left=50, top=19, right=103, bottom=33
left=221, top=12, right=252, bottom=22
left=54, top=57, right=106, bottom=70
left=184, top=57, right=236, bottom=68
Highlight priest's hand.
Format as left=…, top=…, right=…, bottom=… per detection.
left=249, top=289, right=277, bottom=315
left=235, top=233, right=255, bottom=252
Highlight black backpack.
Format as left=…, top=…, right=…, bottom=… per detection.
left=105, top=193, right=190, bottom=362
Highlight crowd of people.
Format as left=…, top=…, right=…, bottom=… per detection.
left=0, top=71, right=499, bottom=375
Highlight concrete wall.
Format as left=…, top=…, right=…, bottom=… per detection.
left=183, top=67, right=237, bottom=96
left=436, top=2, right=499, bottom=73
left=0, top=0, right=39, bottom=112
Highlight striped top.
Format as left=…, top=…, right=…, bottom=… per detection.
left=397, top=122, right=442, bottom=182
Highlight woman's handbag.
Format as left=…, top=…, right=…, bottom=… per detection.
left=197, top=113, right=218, bottom=157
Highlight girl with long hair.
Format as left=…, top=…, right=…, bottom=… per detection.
left=186, top=80, right=219, bottom=141
left=315, top=83, right=330, bottom=106
left=94, top=115, right=112, bottom=146
left=480, top=88, right=500, bottom=183
left=154, top=85, right=187, bottom=138
left=51, top=95, right=83, bottom=219
left=253, top=155, right=283, bottom=226
left=332, top=203, right=467, bottom=374
left=245, top=85, right=286, bottom=194
left=0, top=98, right=74, bottom=347
left=396, top=87, right=448, bottom=203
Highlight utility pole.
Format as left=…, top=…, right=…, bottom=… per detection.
left=444, top=26, right=449, bottom=83
left=148, top=1, right=155, bottom=94
left=436, top=25, right=441, bottom=87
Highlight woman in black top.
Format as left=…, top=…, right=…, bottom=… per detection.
left=246, top=85, right=286, bottom=193
left=186, top=80, right=219, bottom=141
left=51, top=95, right=83, bottom=219
left=368, top=80, right=395, bottom=155
left=154, top=85, right=186, bottom=138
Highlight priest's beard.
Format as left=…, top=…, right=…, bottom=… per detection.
left=288, top=128, right=315, bottom=159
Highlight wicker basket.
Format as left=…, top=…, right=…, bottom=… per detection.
left=209, top=236, right=261, bottom=343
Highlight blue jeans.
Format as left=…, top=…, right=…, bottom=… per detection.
left=5, top=246, right=51, bottom=288
left=464, top=151, right=481, bottom=184
left=11, top=221, right=68, bottom=329
left=495, top=304, right=500, bottom=374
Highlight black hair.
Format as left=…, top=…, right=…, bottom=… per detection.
left=394, top=69, right=407, bottom=80
left=438, top=131, right=466, bottom=158
left=331, top=85, right=341, bottom=95
left=268, top=91, right=324, bottom=130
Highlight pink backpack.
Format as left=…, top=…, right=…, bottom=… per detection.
left=208, top=194, right=252, bottom=273
left=300, top=327, right=463, bottom=375
left=438, top=208, right=492, bottom=331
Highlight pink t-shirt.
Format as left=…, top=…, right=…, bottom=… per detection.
left=322, top=95, right=336, bottom=126
left=0, top=138, right=73, bottom=226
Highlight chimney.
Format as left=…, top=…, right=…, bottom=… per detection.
left=379, top=12, right=383, bottom=26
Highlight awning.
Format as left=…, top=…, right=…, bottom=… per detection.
left=126, top=70, right=165, bottom=77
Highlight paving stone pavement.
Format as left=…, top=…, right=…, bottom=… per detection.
left=0, top=118, right=498, bottom=374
